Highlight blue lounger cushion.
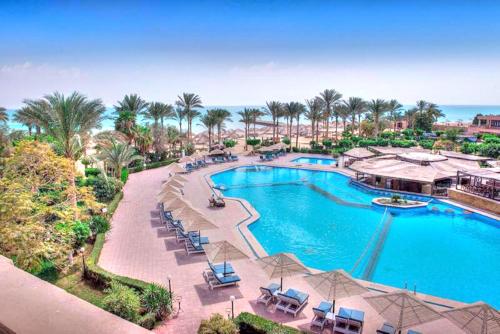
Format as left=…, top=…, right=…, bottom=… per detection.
left=189, top=234, right=209, bottom=245
left=313, top=301, right=333, bottom=314
left=209, top=262, right=235, bottom=275
left=281, top=289, right=309, bottom=304
left=215, top=274, right=241, bottom=284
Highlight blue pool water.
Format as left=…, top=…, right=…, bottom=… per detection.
left=292, top=157, right=337, bottom=165
left=211, top=166, right=500, bottom=307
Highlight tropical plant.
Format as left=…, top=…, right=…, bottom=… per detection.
left=103, top=281, right=141, bottom=322
left=92, top=174, right=123, bottom=202
left=174, top=106, right=186, bottom=138
left=72, top=221, right=91, bottom=247
left=134, top=125, right=153, bottom=155
left=114, top=94, right=149, bottom=144
left=249, top=108, right=265, bottom=137
left=199, top=111, right=218, bottom=148
left=0, top=107, right=8, bottom=123
left=294, top=102, right=306, bottom=148
left=305, top=98, right=324, bottom=142
left=198, top=313, right=238, bottom=334
left=337, top=104, right=351, bottom=136
left=237, top=108, right=253, bottom=150
left=141, top=283, right=172, bottom=320
left=367, top=99, right=388, bottom=137
left=265, top=101, right=283, bottom=142
left=210, top=108, right=232, bottom=144
left=387, top=99, right=403, bottom=132
left=176, top=93, right=203, bottom=141
left=319, top=89, right=342, bottom=139
left=143, top=102, right=165, bottom=128
left=22, top=92, right=105, bottom=159
left=89, top=215, right=110, bottom=235
left=97, top=137, right=143, bottom=178
left=343, top=97, right=365, bottom=135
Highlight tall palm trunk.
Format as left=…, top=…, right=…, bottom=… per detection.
left=374, top=114, right=379, bottom=137
left=296, top=116, right=300, bottom=148
left=217, top=124, right=222, bottom=144
left=335, top=115, right=339, bottom=141
left=358, top=114, right=362, bottom=135
left=325, top=115, right=330, bottom=139
left=316, top=122, right=319, bottom=142
left=244, top=123, right=248, bottom=150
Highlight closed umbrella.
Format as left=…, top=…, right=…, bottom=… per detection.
left=442, top=302, right=500, bottom=334
left=203, top=240, right=249, bottom=275
left=179, top=156, right=194, bottom=163
left=305, top=269, right=369, bottom=312
left=364, top=291, right=442, bottom=334
left=257, top=253, right=311, bottom=290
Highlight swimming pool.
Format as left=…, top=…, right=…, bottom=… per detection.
left=211, top=166, right=500, bottom=307
left=292, top=157, right=337, bottom=165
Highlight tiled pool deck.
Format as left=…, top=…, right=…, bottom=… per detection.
left=98, top=153, right=495, bottom=333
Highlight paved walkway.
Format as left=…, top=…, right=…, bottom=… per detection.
left=99, top=154, right=467, bottom=334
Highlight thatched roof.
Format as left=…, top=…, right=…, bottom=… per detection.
left=344, top=147, right=376, bottom=159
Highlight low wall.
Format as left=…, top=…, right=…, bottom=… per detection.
left=448, top=189, right=500, bottom=215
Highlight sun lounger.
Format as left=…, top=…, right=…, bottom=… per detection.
left=377, top=322, right=395, bottom=334
left=196, top=160, right=207, bottom=168
left=203, top=269, right=241, bottom=289
left=185, top=233, right=209, bottom=254
left=334, top=307, right=365, bottom=334
left=276, top=288, right=309, bottom=317
left=407, top=331, right=421, bottom=334
left=257, top=283, right=281, bottom=306
left=208, top=261, right=234, bottom=276
left=229, top=155, right=238, bottom=161
left=311, top=301, right=333, bottom=330
left=166, top=219, right=182, bottom=232
left=185, top=163, right=195, bottom=172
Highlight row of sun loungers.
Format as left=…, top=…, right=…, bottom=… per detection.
left=259, top=151, right=285, bottom=161
left=211, top=155, right=239, bottom=164
left=185, top=160, right=207, bottom=172
left=203, top=261, right=241, bottom=289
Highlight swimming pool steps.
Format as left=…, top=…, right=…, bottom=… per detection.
left=361, top=213, right=394, bottom=281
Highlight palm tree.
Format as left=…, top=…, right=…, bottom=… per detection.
left=305, top=98, right=323, bottom=143
left=210, top=108, right=232, bottom=144
left=237, top=108, right=253, bottom=150
left=0, top=107, right=7, bottom=123
left=143, top=102, right=166, bottom=128
left=115, top=94, right=149, bottom=114
left=13, top=106, right=38, bottom=135
left=426, top=102, right=444, bottom=122
left=176, top=93, right=203, bottom=141
left=294, top=102, right=306, bottom=148
left=283, top=102, right=299, bottom=140
left=159, top=104, right=174, bottom=129
left=387, top=99, right=403, bottom=132
left=319, top=89, right=342, bottom=140
left=405, top=107, right=418, bottom=130
left=23, top=92, right=105, bottom=159
left=249, top=108, right=265, bottom=137
left=199, top=110, right=218, bottom=149
left=97, top=137, right=143, bottom=178
left=337, top=104, right=351, bottom=135
left=174, top=106, right=185, bottom=137
left=134, top=125, right=153, bottom=155
left=367, top=99, right=389, bottom=137
left=114, top=94, right=148, bottom=144
left=343, top=97, right=365, bottom=135
left=265, top=101, right=283, bottom=143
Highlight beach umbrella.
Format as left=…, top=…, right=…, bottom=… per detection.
left=169, top=163, right=186, bottom=174
left=156, top=190, right=181, bottom=203
left=256, top=253, right=311, bottom=290
left=208, top=149, right=225, bottom=156
left=442, top=302, right=500, bottom=334
left=179, top=156, right=194, bottom=163
left=259, top=146, right=274, bottom=153
left=163, top=196, right=191, bottom=211
left=203, top=240, right=249, bottom=275
left=164, top=179, right=184, bottom=189
left=305, top=269, right=369, bottom=312
left=159, top=184, right=182, bottom=195
left=364, top=290, right=442, bottom=334
left=171, top=174, right=188, bottom=183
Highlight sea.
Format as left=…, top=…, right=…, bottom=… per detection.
left=4, top=105, right=500, bottom=133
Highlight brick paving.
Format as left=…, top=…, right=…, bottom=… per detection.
left=99, top=154, right=466, bottom=334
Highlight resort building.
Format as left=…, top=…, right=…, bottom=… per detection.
left=467, top=114, right=500, bottom=135
left=347, top=147, right=494, bottom=197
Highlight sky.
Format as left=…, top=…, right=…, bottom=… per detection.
left=1, top=0, right=500, bottom=108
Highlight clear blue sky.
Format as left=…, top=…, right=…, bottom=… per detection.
left=1, top=0, right=500, bottom=107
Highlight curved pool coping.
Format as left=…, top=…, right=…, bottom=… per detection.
left=201, top=162, right=498, bottom=309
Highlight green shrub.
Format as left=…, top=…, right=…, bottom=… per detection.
left=89, top=215, right=110, bottom=235
left=402, top=129, right=414, bottom=140
left=93, top=176, right=123, bottom=202
left=33, top=259, right=59, bottom=282
left=128, top=159, right=176, bottom=173
left=337, top=138, right=353, bottom=149
left=185, top=143, right=195, bottom=155
left=246, top=138, right=261, bottom=147
left=85, top=167, right=101, bottom=177
left=418, top=140, right=435, bottom=150
left=358, top=139, right=378, bottom=147
left=121, top=167, right=129, bottom=184
left=103, top=281, right=141, bottom=322
left=235, top=312, right=300, bottom=334
left=483, top=134, right=500, bottom=144
left=141, top=283, right=172, bottom=320
left=322, top=139, right=333, bottom=148
left=198, top=313, right=238, bottom=334
left=282, top=137, right=291, bottom=145
left=380, top=132, right=395, bottom=139
left=390, top=140, right=416, bottom=148
left=223, top=139, right=237, bottom=148
left=476, top=143, right=500, bottom=158
left=72, top=221, right=91, bottom=248
left=461, top=142, right=478, bottom=155
left=137, top=312, right=157, bottom=330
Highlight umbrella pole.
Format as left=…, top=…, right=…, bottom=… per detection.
left=280, top=277, right=283, bottom=291
left=332, top=299, right=336, bottom=313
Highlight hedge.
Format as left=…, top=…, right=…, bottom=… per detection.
left=85, top=167, right=101, bottom=177
left=128, top=158, right=177, bottom=173
left=235, top=312, right=302, bottom=334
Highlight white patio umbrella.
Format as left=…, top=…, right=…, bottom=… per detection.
left=203, top=240, right=249, bottom=275
left=442, top=302, right=500, bottom=334
left=364, top=290, right=443, bottom=334
left=257, top=253, right=311, bottom=290
left=305, top=269, right=369, bottom=312
left=169, top=163, right=186, bottom=174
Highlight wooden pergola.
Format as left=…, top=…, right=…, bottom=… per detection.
left=456, top=170, right=500, bottom=201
